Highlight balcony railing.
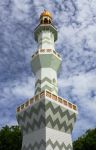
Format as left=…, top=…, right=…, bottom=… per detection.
left=32, top=49, right=61, bottom=60
left=16, top=90, right=77, bottom=113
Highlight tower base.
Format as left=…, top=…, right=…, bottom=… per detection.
left=16, top=90, right=78, bottom=150
left=22, top=127, right=73, bottom=150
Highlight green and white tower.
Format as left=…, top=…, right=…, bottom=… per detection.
left=16, top=10, right=78, bottom=150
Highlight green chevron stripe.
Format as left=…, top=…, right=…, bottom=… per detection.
left=45, top=101, right=76, bottom=119
left=17, top=102, right=45, bottom=122
left=39, top=40, right=52, bottom=45
left=35, top=77, right=52, bottom=87
left=39, top=36, right=50, bottom=41
left=22, top=139, right=72, bottom=150
left=17, top=100, right=76, bottom=134
left=20, top=115, right=74, bottom=134
left=35, top=85, right=58, bottom=94
left=20, top=115, right=45, bottom=134
left=39, top=37, right=53, bottom=43
left=35, top=85, right=52, bottom=94
left=46, top=115, right=74, bottom=132
left=52, top=87, right=58, bottom=93
left=17, top=101, right=76, bottom=123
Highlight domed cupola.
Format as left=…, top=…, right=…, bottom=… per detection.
left=40, top=9, right=52, bottom=24
left=34, top=10, right=57, bottom=43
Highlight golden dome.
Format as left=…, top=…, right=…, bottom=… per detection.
left=40, top=10, right=52, bottom=19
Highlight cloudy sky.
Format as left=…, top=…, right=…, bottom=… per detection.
left=0, top=0, right=96, bottom=140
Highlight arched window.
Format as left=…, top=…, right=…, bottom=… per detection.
left=44, top=18, right=48, bottom=24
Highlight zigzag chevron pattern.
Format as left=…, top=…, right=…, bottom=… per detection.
left=35, top=77, right=58, bottom=94
left=35, top=85, right=58, bottom=95
left=17, top=100, right=76, bottom=134
left=22, top=139, right=73, bottom=150
left=35, top=78, right=57, bottom=89
left=35, top=85, right=52, bottom=94
left=18, top=115, right=74, bottom=134
left=35, top=77, right=52, bottom=87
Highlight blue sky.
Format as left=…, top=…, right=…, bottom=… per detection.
left=0, top=0, right=96, bottom=140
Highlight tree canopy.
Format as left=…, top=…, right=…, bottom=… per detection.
left=0, top=125, right=96, bottom=150
left=73, top=128, right=96, bottom=150
left=0, top=125, right=22, bottom=150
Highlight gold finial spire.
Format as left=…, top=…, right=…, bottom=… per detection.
left=40, top=10, right=52, bottom=19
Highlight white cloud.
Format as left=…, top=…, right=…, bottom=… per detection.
left=58, top=72, right=96, bottom=96
left=72, top=116, right=94, bottom=140
left=12, top=76, right=35, bottom=98
left=11, top=0, right=31, bottom=20
left=6, top=76, right=34, bottom=99
left=13, top=0, right=29, bottom=11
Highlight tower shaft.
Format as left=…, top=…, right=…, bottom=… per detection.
left=37, top=30, right=55, bottom=49
left=16, top=10, right=78, bottom=150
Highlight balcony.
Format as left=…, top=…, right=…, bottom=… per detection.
left=16, top=90, right=77, bottom=113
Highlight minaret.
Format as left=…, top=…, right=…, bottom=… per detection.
left=16, top=10, right=78, bottom=150
left=32, top=10, right=60, bottom=96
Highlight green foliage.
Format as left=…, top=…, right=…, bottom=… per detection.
left=73, top=128, right=96, bottom=150
left=0, top=125, right=96, bottom=150
left=0, top=125, right=22, bottom=150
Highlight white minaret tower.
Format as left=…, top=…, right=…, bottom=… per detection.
left=16, top=10, right=78, bottom=150
left=32, top=10, right=61, bottom=96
